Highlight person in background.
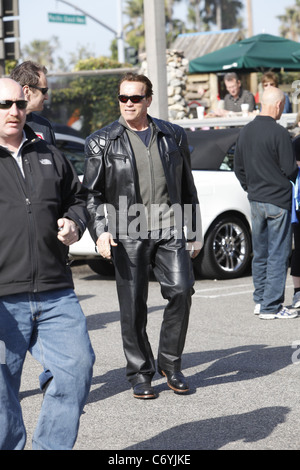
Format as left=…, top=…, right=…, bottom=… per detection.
left=234, top=86, right=298, bottom=320
left=214, top=72, right=256, bottom=116
left=10, top=61, right=56, bottom=145
left=261, top=71, right=292, bottom=114
left=84, top=72, right=202, bottom=399
left=288, top=110, right=300, bottom=138
left=290, top=136, right=300, bottom=308
left=0, top=78, right=94, bottom=450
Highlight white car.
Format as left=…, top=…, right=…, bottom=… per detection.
left=55, top=127, right=252, bottom=280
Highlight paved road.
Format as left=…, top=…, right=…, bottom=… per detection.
left=20, top=263, right=300, bottom=452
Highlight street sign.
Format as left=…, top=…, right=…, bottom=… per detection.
left=48, top=13, right=86, bottom=24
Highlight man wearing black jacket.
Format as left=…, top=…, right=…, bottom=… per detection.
left=11, top=61, right=59, bottom=392
left=84, top=73, right=202, bottom=399
left=234, top=86, right=298, bottom=320
left=0, top=78, right=94, bottom=450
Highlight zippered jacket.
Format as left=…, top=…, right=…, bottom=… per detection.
left=83, top=116, right=202, bottom=243
left=0, top=125, right=89, bottom=296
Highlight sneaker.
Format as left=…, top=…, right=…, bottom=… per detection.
left=292, top=291, right=300, bottom=309
left=274, top=307, right=298, bottom=319
left=254, top=304, right=261, bottom=315
left=259, top=307, right=298, bottom=320
left=259, top=313, right=276, bottom=320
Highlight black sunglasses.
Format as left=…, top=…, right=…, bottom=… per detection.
left=118, top=95, right=146, bottom=103
left=29, top=85, right=49, bottom=95
left=0, top=100, right=28, bottom=110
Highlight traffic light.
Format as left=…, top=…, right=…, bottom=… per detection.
left=125, top=47, right=139, bottom=66
left=0, top=0, right=20, bottom=61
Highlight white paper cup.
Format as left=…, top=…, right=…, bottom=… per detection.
left=241, top=103, right=249, bottom=116
left=197, top=106, right=205, bottom=119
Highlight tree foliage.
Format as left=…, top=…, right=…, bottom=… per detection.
left=45, top=57, right=130, bottom=137
left=278, top=0, right=300, bottom=41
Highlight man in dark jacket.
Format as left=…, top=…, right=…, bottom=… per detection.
left=84, top=73, right=202, bottom=399
left=234, top=86, right=298, bottom=320
left=12, top=61, right=60, bottom=392
left=10, top=61, right=56, bottom=145
left=0, top=78, right=94, bottom=450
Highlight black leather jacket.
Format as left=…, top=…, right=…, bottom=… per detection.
left=83, top=116, right=201, bottom=242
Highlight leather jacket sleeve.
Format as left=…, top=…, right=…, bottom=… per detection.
left=83, top=128, right=110, bottom=243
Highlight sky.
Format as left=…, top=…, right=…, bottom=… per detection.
left=15, top=0, right=296, bottom=65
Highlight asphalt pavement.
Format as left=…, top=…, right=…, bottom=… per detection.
left=19, top=263, right=300, bottom=453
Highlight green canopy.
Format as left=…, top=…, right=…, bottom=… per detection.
left=189, top=34, right=300, bottom=73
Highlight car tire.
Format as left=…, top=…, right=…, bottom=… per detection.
left=87, top=258, right=115, bottom=277
left=193, top=215, right=252, bottom=280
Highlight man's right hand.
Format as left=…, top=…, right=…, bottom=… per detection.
left=96, top=232, right=117, bottom=259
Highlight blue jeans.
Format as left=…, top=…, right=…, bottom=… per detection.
left=0, top=288, right=95, bottom=450
left=250, top=201, right=292, bottom=313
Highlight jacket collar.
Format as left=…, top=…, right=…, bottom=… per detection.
left=108, top=115, right=169, bottom=140
left=24, top=123, right=43, bottom=143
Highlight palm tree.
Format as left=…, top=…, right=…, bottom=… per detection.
left=123, top=0, right=145, bottom=52
left=21, top=36, right=60, bottom=70
left=123, top=0, right=185, bottom=52
left=185, top=0, right=243, bottom=31
left=278, top=0, right=300, bottom=41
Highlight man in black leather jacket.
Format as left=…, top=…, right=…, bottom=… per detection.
left=84, top=73, right=202, bottom=399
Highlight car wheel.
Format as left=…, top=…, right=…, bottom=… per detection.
left=87, top=258, right=115, bottom=277
left=194, top=216, right=252, bottom=280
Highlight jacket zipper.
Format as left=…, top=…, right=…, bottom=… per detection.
left=13, top=150, right=39, bottom=292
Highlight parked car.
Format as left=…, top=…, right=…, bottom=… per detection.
left=55, top=127, right=252, bottom=280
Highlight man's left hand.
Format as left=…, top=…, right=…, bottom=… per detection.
left=187, top=241, right=203, bottom=259
left=57, top=218, right=79, bottom=246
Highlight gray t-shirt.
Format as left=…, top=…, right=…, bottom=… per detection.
left=224, top=88, right=256, bottom=112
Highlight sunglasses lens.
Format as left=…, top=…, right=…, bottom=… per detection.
left=0, top=101, right=11, bottom=109
left=130, top=96, right=143, bottom=103
left=0, top=100, right=27, bottom=109
left=118, top=95, right=145, bottom=103
left=16, top=101, right=28, bottom=109
left=30, top=85, right=48, bottom=95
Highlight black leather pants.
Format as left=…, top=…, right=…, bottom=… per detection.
left=112, top=229, right=195, bottom=386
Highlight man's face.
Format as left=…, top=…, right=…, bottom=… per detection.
left=0, top=79, right=27, bottom=145
left=225, top=79, right=241, bottom=99
left=119, top=80, right=152, bottom=128
left=24, top=71, right=49, bottom=113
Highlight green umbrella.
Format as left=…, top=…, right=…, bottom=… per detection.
left=189, top=34, right=300, bottom=73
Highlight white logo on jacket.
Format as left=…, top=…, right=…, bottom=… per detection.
left=39, top=159, right=52, bottom=165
